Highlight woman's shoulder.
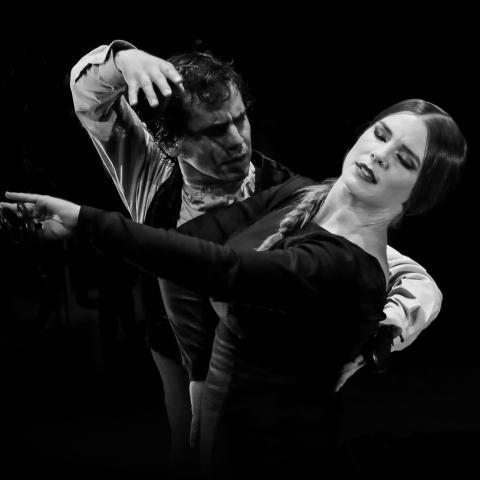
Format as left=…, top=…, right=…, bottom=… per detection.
left=288, top=224, right=387, bottom=294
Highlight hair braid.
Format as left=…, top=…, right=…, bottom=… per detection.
left=256, top=178, right=337, bottom=251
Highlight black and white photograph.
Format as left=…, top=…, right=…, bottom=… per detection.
left=1, top=11, right=477, bottom=478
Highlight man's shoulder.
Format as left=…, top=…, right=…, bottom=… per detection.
left=251, top=150, right=295, bottom=190
left=251, top=150, right=284, bottom=169
left=260, top=174, right=316, bottom=213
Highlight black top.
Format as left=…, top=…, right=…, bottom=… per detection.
left=142, top=150, right=295, bottom=359
left=78, top=175, right=387, bottom=476
left=78, top=175, right=386, bottom=387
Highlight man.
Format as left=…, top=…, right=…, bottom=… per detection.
left=70, top=40, right=442, bottom=477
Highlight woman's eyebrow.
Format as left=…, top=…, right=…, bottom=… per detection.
left=379, top=121, right=421, bottom=168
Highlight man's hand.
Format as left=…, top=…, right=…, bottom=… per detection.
left=114, top=49, right=184, bottom=107
left=2, top=192, right=80, bottom=241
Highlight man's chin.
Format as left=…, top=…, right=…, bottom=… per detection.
left=221, top=161, right=251, bottom=182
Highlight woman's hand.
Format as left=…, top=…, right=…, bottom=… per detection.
left=1, top=192, right=81, bottom=241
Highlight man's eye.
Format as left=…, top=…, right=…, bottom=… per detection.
left=204, top=125, right=228, bottom=137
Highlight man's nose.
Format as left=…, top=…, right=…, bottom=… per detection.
left=224, top=124, right=244, bottom=153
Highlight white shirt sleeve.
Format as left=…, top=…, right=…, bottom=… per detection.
left=384, top=245, right=443, bottom=351
left=70, top=40, right=174, bottom=223
left=335, top=245, right=442, bottom=391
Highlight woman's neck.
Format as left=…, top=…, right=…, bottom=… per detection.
left=315, top=181, right=392, bottom=283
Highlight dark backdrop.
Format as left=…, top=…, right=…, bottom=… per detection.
left=0, top=12, right=478, bottom=477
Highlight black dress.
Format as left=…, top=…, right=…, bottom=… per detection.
left=77, top=176, right=387, bottom=479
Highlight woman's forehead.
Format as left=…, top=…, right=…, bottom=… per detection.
left=378, top=113, right=428, bottom=160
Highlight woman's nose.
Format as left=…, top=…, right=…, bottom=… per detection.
left=371, top=151, right=388, bottom=168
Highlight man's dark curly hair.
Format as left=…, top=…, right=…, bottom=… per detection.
left=145, top=51, right=252, bottom=151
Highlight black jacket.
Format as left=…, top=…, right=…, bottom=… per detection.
left=142, top=151, right=294, bottom=359
left=78, top=176, right=386, bottom=385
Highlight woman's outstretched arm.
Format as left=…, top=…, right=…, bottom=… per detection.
left=3, top=185, right=379, bottom=312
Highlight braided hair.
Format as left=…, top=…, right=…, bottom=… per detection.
left=256, top=178, right=337, bottom=251
left=258, top=99, right=467, bottom=252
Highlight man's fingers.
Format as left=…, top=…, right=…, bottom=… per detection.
left=127, top=81, right=140, bottom=106
left=160, top=64, right=184, bottom=93
left=176, top=80, right=185, bottom=95
left=140, top=82, right=160, bottom=107
left=5, top=192, right=40, bottom=203
left=151, top=73, right=172, bottom=99
left=167, top=77, right=185, bottom=96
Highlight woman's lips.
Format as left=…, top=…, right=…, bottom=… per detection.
left=355, top=162, right=377, bottom=184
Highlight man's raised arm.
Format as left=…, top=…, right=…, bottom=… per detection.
left=70, top=40, right=176, bottom=222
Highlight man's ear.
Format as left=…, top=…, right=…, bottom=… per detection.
left=158, top=133, right=184, bottom=159
left=164, top=142, right=181, bottom=158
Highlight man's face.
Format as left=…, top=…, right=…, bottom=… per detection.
left=177, top=84, right=252, bottom=183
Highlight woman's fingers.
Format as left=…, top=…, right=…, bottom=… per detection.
left=0, top=201, right=18, bottom=213
left=1, top=201, right=37, bottom=215
left=5, top=192, right=41, bottom=203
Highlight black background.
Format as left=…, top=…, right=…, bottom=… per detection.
left=0, top=10, right=478, bottom=477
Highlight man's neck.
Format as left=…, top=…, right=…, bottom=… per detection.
left=178, top=158, right=246, bottom=192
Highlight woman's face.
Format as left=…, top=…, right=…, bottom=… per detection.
left=341, top=112, right=427, bottom=213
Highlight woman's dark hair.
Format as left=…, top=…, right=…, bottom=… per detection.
left=257, top=99, right=467, bottom=250
left=370, top=99, right=467, bottom=216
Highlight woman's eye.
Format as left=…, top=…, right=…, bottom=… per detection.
left=374, top=128, right=385, bottom=141
left=397, top=153, right=414, bottom=170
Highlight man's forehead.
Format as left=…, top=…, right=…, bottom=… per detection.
left=187, top=85, right=245, bottom=125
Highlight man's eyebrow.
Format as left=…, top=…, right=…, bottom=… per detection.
left=197, top=110, right=246, bottom=132
left=379, top=120, right=421, bottom=168
left=193, top=120, right=228, bottom=136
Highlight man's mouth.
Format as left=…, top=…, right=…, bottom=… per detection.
left=355, top=162, right=377, bottom=184
left=227, top=152, right=248, bottom=164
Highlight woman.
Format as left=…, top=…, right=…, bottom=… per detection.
left=3, top=99, right=466, bottom=478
